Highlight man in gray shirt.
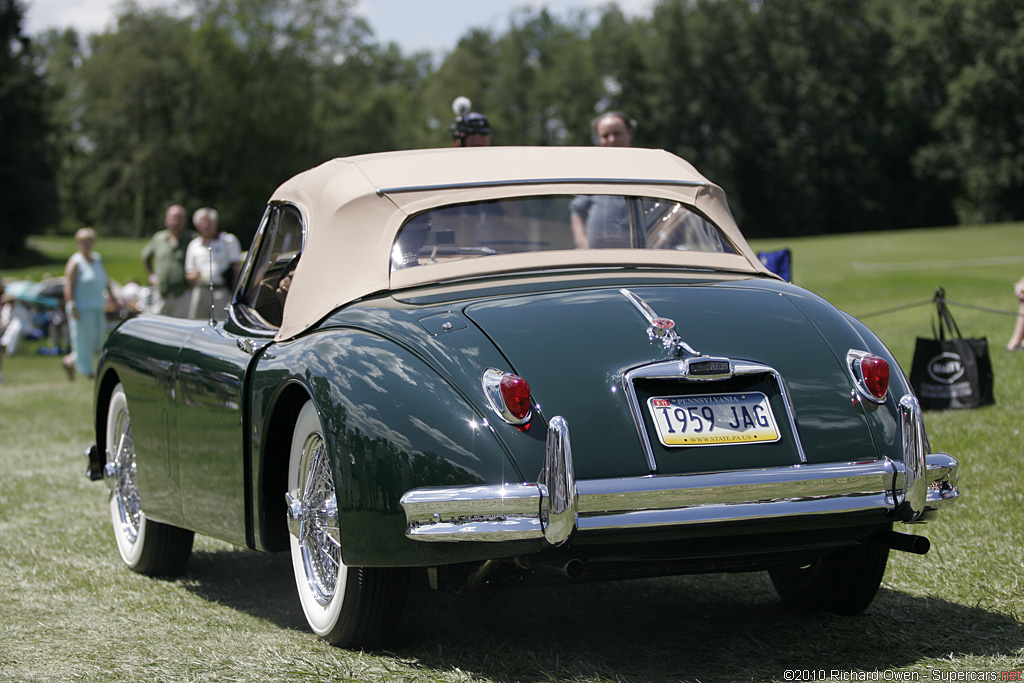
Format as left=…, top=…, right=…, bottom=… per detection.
left=570, top=112, right=636, bottom=249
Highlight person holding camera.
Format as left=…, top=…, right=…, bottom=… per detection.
left=450, top=96, right=492, bottom=147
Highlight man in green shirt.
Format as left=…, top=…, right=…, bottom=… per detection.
left=142, top=204, right=197, bottom=317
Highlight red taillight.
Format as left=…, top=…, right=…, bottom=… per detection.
left=483, top=368, right=533, bottom=425
left=499, top=374, right=532, bottom=421
left=848, top=350, right=889, bottom=404
left=861, top=355, right=890, bottom=400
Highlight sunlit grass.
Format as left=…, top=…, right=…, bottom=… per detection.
left=3, top=235, right=153, bottom=285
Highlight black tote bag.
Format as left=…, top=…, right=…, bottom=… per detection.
left=909, top=289, right=994, bottom=410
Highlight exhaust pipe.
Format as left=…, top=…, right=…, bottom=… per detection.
left=520, top=556, right=586, bottom=580
left=464, top=560, right=515, bottom=592
left=464, top=556, right=588, bottom=592
left=876, top=530, right=930, bottom=555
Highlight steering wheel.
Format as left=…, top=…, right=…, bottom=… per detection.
left=275, top=254, right=301, bottom=291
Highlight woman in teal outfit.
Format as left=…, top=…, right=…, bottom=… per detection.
left=62, top=228, right=116, bottom=379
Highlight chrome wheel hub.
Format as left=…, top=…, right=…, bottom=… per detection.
left=287, top=432, right=341, bottom=606
left=105, top=416, right=142, bottom=543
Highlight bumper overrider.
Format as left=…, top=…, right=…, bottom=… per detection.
left=399, top=394, right=959, bottom=545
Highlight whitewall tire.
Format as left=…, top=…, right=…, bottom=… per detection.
left=287, top=400, right=408, bottom=648
left=105, top=383, right=193, bottom=575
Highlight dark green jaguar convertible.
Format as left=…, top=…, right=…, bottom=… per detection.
left=86, top=146, right=960, bottom=648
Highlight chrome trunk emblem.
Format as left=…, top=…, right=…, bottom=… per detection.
left=650, top=317, right=675, bottom=334
left=620, top=288, right=700, bottom=357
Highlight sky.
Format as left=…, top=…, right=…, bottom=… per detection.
left=22, top=0, right=652, bottom=56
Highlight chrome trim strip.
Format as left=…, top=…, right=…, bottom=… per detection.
left=619, top=287, right=661, bottom=323
left=898, top=394, right=928, bottom=520
left=622, top=358, right=808, bottom=471
left=924, top=451, right=959, bottom=512
left=574, top=461, right=899, bottom=513
left=377, top=178, right=707, bottom=196
left=575, top=495, right=893, bottom=531
left=401, top=460, right=901, bottom=543
left=399, top=411, right=960, bottom=543
left=539, top=416, right=576, bottom=545
left=400, top=483, right=544, bottom=541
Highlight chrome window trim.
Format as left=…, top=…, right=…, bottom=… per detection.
left=622, top=357, right=808, bottom=472
left=230, top=201, right=308, bottom=334
left=377, top=178, right=707, bottom=196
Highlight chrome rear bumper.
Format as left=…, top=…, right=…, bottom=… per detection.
left=399, top=395, right=959, bottom=544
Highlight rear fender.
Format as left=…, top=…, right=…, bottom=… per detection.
left=841, top=312, right=914, bottom=459
left=251, top=328, right=544, bottom=566
left=842, top=313, right=957, bottom=521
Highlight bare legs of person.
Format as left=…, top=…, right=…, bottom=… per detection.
left=1007, top=300, right=1024, bottom=351
left=62, top=352, right=76, bottom=379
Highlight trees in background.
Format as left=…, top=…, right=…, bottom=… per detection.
left=894, top=0, right=1024, bottom=224
left=11, top=0, right=1024, bottom=246
left=0, top=0, right=57, bottom=255
left=75, top=10, right=195, bottom=236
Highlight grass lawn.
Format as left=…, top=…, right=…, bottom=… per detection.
left=1, top=234, right=155, bottom=285
left=1, top=224, right=1022, bottom=682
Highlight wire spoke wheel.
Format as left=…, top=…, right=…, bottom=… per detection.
left=104, top=383, right=193, bottom=575
left=108, top=403, right=141, bottom=544
left=296, top=432, right=342, bottom=605
left=287, top=400, right=409, bottom=648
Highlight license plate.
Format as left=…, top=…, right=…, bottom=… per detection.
left=647, top=392, right=780, bottom=447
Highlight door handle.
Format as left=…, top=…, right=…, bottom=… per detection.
left=237, top=338, right=256, bottom=355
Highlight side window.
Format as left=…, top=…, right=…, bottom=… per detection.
left=639, top=198, right=737, bottom=253
left=240, top=204, right=304, bottom=328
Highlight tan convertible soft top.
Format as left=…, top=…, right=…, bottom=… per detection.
left=270, top=146, right=773, bottom=341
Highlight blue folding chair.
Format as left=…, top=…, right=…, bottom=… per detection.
left=757, top=248, right=792, bottom=282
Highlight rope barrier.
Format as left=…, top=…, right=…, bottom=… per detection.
left=940, top=298, right=1022, bottom=318
left=856, top=298, right=934, bottom=319
left=856, top=296, right=1022, bottom=319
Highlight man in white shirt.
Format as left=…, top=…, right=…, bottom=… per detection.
left=185, top=207, right=242, bottom=321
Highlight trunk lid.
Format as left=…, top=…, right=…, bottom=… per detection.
left=464, top=281, right=880, bottom=481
